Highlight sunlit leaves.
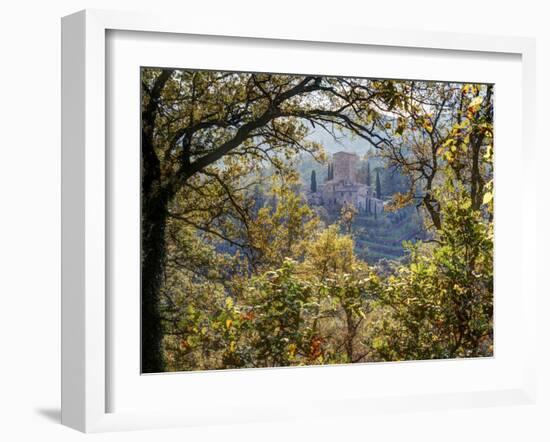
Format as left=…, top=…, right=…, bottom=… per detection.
left=371, top=190, right=493, bottom=361
left=467, top=96, right=484, bottom=114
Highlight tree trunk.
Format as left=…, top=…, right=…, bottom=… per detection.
left=140, top=68, right=174, bottom=373
left=344, top=309, right=355, bottom=362
left=141, top=189, right=170, bottom=373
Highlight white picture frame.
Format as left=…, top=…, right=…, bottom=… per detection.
left=61, top=9, right=537, bottom=433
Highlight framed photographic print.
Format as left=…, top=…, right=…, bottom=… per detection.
left=61, top=9, right=537, bottom=432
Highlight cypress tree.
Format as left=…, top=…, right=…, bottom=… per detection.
left=311, top=170, right=317, bottom=193
left=366, top=162, right=371, bottom=186
left=375, top=169, right=382, bottom=199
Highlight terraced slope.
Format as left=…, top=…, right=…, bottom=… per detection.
left=353, top=211, right=426, bottom=264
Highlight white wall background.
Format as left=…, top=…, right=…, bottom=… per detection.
left=0, top=1, right=548, bottom=440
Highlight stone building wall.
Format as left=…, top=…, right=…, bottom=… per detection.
left=332, top=151, right=358, bottom=183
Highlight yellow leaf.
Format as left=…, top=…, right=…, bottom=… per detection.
left=461, top=84, right=473, bottom=94
left=484, top=145, right=493, bottom=161
left=467, top=96, right=483, bottom=113
left=288, top=343, right=297, bottom=358
left=483, top=192, right=493, bottom=205
left=226, top=319, right=233, bottom=329
left=225, top=297, right=234, bottom=309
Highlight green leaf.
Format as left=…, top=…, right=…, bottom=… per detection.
left=460, top=199, right=472, bottom=210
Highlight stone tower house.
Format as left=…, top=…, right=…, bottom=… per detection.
left=308, top=151, right=384, bottom=215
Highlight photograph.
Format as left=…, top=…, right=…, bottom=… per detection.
left=140, top=68, right=494, bottom=373
left=0, top=0, right=545, bottom=439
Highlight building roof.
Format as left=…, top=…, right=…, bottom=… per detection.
left=333, top=151, right=358, bottom=158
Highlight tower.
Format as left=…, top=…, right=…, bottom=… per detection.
left=332, top=151, right=358, bottom=182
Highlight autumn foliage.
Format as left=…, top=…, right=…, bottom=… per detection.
left=141, top=69, right=493, bottom=372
